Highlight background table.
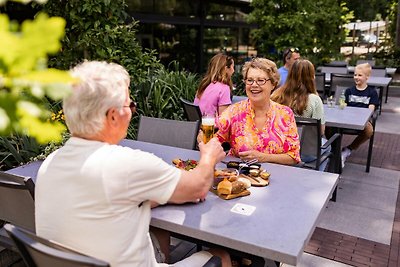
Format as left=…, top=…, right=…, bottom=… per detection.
left=324, top=105, right=373, bottom=130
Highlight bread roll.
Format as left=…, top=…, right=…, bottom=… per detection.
left=237, top=177, right=251, bottom=188
left=231, top=180, right=246, bottom=194
left=217, top=178, right=232, bottom=195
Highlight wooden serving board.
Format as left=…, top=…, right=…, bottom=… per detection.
left=239, top=174, right=270, bottom=187
left=210, top=188, right=250, bottom=200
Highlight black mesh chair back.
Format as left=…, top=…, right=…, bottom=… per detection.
left=4, top=223, right=110, bottom=267
left=180, top=98, right=202, bottom=122
left=329, top=74, right=354, bottom=97
left=314, top=73, right=326, bottom=98
left=0, top=172, right=35, bottom=232
left=137, top=116, right=200, bottom=150
left=371, top=67, right=387, bottom=77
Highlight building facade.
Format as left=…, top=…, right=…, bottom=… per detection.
left=127, top=0, right=256, bottom=73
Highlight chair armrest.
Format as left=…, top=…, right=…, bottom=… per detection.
left=203, top=255, right=222, bottom=267
left=321, top=133, right=341, bottom=149
left=294, top=162, right=306, bottom=168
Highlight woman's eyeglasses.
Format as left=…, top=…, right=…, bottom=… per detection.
left=123, top=100, right=137, bottom=113
left=244, top=78, right=271, bottom=86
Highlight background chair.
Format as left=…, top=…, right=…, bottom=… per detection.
left=314, top=73, right=327, bottom=99
left=323, top=61, right=348, bottom=67
left=329, top=74, right=354, bottom=97
left=137, top=116, right=200, bottom=150
left=371, top=66, right=387, bottom=77
left=0, top=172, right=35, bottom=251
left=4, top=223, right=110, bottom=267
left=356, top=59, right=376, bottom=67
left=295, top=117, right=340, bottom=201
left=295, top=117, right=340, bottom=172
left=180, top=98, right=202, bottom=122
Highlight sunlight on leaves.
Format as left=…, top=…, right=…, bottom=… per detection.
left=0, top=8, right=71, bottom=143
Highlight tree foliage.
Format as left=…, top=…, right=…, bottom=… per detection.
left=0, top=11, right=74, bottom=143
left=248, top=0, right=353, bottom=65
left=40, top=0, right=161, bottom=85
left=344, top=0, right=392, bottom=21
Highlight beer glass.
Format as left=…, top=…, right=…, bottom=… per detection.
left=201, top=114, right=215, bottom=143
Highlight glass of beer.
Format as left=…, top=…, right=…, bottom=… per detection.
left=201, top=114, right=215, bottom=144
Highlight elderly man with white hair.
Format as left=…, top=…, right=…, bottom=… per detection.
left=35, top=61, right=231, bottom=267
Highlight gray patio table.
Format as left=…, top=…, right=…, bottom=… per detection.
left=7, top=139, right=338, bottom=267
left=324, top=104, right=374, bottom=173
left=324, top=104, right=373, bottom=130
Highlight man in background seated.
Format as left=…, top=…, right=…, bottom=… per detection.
left=277, top=47, right=300, bottom=87
left=35, top=61, right=231, bottom=267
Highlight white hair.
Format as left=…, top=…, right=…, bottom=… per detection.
left=63, top=61, right=130, bottom=136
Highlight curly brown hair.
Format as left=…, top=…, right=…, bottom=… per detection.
left=241, top=57, right=280, bottom=89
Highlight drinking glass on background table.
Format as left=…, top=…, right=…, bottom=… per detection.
left=201, top=114, right=215, bottom=143
left=327, top=96, right=335, bottom=108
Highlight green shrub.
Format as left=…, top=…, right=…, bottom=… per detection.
left=128, top=62, right=200, bottom=139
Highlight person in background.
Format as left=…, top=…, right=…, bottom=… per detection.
left=216, top=57, right=300, bottom=165
left=277, top=47, right=300, bottom=87
left=194, top=53, right=235, bottom=116
left=341, top=63, right=379, bottom=167
left=272, top=59, right=329, bottom=171
left=35, top=61, right=232, bottom=267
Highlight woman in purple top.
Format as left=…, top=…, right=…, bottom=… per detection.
left=194, top=53, right=235, bottom=116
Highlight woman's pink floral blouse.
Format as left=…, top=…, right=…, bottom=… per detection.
left=216, top=99, right=301, bottom=163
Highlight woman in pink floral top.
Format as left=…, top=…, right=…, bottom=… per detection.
left=216, top=58, right=300, bottom=165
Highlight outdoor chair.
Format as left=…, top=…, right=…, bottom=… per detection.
left=332, top=86, right=379, bottom=173
left=295, top=117, right=341, bottom=172
left=329, top=74, right=354, bottom=97
left=323, top=61, right=348, bottom=67
left=137, top=115, right=200, bottom=150
left=180, top=97, right=202, bottom=122
left=295, top=117, right=340, bottom=201
left=315, top=73, right=327, bottom=99
left=4, top=223, right=110, bottom=267
left=0, top=171, right=35, bottom=251
left=371, top=67, right=387, bottom=77
left=356, top=59, right=376, bottom=66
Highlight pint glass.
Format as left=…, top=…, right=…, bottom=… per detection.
left=201, top=115, right=215, bottom=143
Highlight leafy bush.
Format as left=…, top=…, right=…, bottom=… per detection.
left=128, top=62, right=200, bottom=139
left=40, top=0, right=161, bottom=85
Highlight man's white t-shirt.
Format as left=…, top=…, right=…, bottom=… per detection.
left=35, top=137, right=180, bottom=267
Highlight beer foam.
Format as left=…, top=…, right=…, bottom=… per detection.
left=202, top=117, right=215, bottom=126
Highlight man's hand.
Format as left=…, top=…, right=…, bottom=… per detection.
left=198, top=137, right=225, bottom=166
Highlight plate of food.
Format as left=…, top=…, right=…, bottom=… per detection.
left=212, top=178, right=251, bottom=200
left=172, top=158, right=198, bottom=171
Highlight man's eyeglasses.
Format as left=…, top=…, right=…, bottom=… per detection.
left=123, top=100, right=137, bottom=113
left=244, top=78, right=271, bottom=86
